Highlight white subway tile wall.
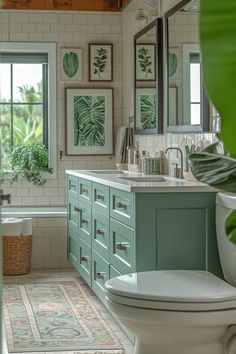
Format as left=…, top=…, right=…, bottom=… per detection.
left=0, top=10, right=122, bottom=208
left=31, top=217, right=70, bottom=269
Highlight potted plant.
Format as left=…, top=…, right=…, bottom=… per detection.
left=189, top=0, right=236, bottom=243
left=0, top=144, right=53, bottom=187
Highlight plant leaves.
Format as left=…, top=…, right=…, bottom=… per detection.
left=200, top=0, right=236, bottom=157
left=63, top=52, right=79, bottom=78
left=189, top=142, right=236, bottom=193
left=225, top=211, right=236, bottom=245
left=169, top=52, right=177, bottom=77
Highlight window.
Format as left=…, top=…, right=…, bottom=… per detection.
left=183, top=43, right=202, bottom=126
left=0, top=43, right=56, bottom=174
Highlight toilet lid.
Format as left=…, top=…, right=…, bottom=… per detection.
left=105, top=270, right=236, bottom=311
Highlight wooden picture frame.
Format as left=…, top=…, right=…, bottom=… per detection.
left=89, top=44, right=113, bottom=81
left=65, top=88, right=114, bottom=155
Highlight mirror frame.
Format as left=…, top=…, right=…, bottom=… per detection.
left=134, top=18, right=164, bottom=135
left=164, top=0, right=210, bottom=133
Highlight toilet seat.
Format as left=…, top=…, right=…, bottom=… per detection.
left=105, top=270, right=236, bottom=312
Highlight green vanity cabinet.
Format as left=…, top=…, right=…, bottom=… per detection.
left=67, top=173, right=222, bottom=305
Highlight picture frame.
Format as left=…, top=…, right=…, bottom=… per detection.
left=65, top=88, right=114, bottom=155
left=89, top=44, right=113, bottom=81
left=136, top=44, right=156, bottom=81
left=169, top=48, right=180, bottom=80
left=60, top=48, right=82, bottom=81
left=135, top=88, right=157, bottom=130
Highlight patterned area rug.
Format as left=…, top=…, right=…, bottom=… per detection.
left=3, top=276, right=124, bottom=353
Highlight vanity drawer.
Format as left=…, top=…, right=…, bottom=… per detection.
left=110, top=265, right=122, bottom=279
left=78, top=201, right=92, bottom=246
left=92, top=250, right=109, bottom=302
left=110, top=188, right=134, bottom=228
left=92, top=182, right=109, bottom=215
left=92, top=211, right=110, bottom=261
left=68, top=196, right=80, bottom=235
left=78, top=238, right=91, bottom=286
left=68, top=230, right=79, bottom=271
left=68, top=175, right=79, bottom=199
left=79, top=178, right=92, bottom=204
left=110, top=219, right=135, bottom=275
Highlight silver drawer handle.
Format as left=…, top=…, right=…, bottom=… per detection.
left=116, top=242, right=130, bottom=251
left=81, top=219, right=88, bottom=225
left=115, top=201, right=128, bottom=210
left=80, top=256, right=88, bottom=262
left=96, top=272, right=106, bottom=279
left=82, top=188, right=88, bottom=194
left=74, top=206, right=81, bottom=212
left=70, top=184, right=76, bottom=190
left=96, top=194, right=105, bottom=201
left=96, top=229, right=105, bottom=236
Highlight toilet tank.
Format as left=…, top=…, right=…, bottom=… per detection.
left=216, top=193, right=236, bottom=287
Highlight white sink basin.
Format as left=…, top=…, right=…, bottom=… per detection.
left=120, top=176, right=166, bottom=182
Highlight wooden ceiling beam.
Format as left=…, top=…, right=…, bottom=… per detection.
left=2, top=0, right=133, bottom=11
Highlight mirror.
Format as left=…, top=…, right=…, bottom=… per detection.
left=134, top=18, right=163, bottom=135
left=165, top=0, right=211, bottom=133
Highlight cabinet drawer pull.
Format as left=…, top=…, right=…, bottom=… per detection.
left=96, top=194, right=105, bottom=201
left=74, top=206, right=81, bottom=212
left=96, top=229, right=105, bottom=236
left=82, top=188, right=88, bottom=194
left=115, top=201, right=128, bottom=210
left=81, top=219, right=88, bottom=225
left=116, top=242, right=130, bottom=250
left=80, top=256, right=88, bottom=262
left=70, top=184, right=76, bottom=190
left=96, top=272, right=106, bottom=279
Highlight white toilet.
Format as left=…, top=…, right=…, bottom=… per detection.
left=105, top=193, right=236, bottom=354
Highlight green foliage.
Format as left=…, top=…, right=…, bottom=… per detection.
left=200, top=0, right=236, bottom=157
left=74, top=95, right=105, bottom=146
left=0, top=82, right=43, bottom=166
left=169, top=52, right=178, bottom=77
left=140, top=95, right=157, bottom=129
left=138, top=47, right=152, bottom=78
left=0, top=144, right=53, bottom=187
left=93, top=48, right=107, bottom=78
left=63, top=52, right=79, bottom=78
left=189, top=0, right=236, bottom=245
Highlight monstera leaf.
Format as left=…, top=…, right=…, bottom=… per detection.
left=200, top=0, right=236, bottom=157
left=63, top=52, right=79, bottom=78
left=225, top=211, right=236, bottom=245
left=169, top=52, right=177, bottom=77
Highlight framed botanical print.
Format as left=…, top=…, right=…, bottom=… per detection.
left=136, top=44, right=156, bottom=81
left=60, top=48, right=82, bottom=81
left=135, top=88, right=157, bottom=130
left=89, top=44, right=113, bottom=81
left=65, top=88, right=114, bottom=155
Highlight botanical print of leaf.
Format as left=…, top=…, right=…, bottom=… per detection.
left=63, top=52, right=79, bottom=78
left=169, top=52, right=178, bottom=77
left=73, top=95, right=105, bottom=147
left=225, top=210, right=236, bottom=245
left=93, top=48, right=108, bottom=78
left=138, top=47, right=152, bottom=78
left=140, top=94, right=156, bottom=129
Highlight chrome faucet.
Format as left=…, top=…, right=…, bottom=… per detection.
left=165, top=147, right=184, bottom=179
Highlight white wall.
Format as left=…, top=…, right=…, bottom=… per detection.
left=0, top=10, right=122, bottom=207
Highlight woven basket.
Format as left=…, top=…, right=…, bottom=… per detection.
left=3, top=235, right=32, bottom=275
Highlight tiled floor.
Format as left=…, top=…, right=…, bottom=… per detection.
left=3, top=269, right=135, bottom=354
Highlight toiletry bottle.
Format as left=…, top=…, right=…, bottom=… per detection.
left=127, top=146, right=135, bottom=164
left=134, top=150, right=140, bottom=165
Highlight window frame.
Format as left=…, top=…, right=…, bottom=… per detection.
left=0, top=42, right=57, bottom=179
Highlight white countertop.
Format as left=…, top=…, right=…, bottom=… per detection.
left=66, top=170, right=217, bottom=193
